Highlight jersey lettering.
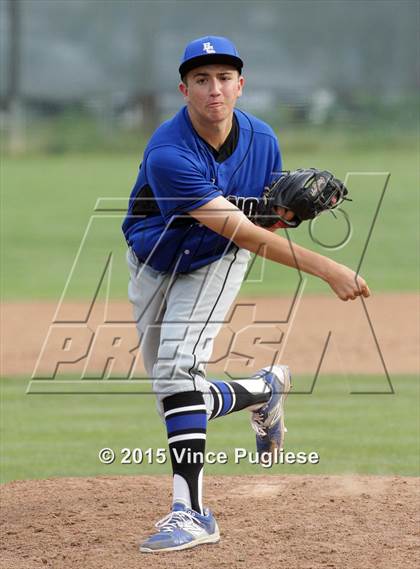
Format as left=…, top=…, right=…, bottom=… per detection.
left=226, top=195, right=260, bottom=218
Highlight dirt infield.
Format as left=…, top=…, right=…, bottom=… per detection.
left=1, top=475, right=419, bottom=569
left=1, top=293, right=419, bottom=377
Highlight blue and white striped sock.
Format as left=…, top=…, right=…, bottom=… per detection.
left=163, top=391, right=207, bottom=514
left=209, top=377, right=271, bottom=420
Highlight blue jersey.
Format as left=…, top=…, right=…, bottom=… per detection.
left=122, top=106, right=281, bottom=273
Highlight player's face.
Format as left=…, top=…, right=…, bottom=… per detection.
left=179, top=64, right=244, bottom=125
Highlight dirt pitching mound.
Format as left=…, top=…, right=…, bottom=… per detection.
left=1, top=475, right=419, bottom=569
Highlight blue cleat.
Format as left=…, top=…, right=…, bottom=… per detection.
left=140, top=502, right=220, bottom=553
left=250, top=365, right=291, bottom=464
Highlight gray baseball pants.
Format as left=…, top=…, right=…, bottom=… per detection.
left=126, top=246, right=250, bottom=417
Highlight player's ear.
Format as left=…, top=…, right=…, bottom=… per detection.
left=179, top=81, right=188, bottom=99
left=237, top=75, right=245, bottom=97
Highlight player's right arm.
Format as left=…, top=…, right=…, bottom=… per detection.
left=188, top=195, right=370, bottom=302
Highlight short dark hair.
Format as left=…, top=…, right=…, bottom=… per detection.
left=182, top=66, right=241, bottom=86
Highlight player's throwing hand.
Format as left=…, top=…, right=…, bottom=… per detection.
left=324, top=263, right=370, bottom=301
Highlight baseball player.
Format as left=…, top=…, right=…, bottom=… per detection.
left=122, top=35, right=370, bottom=553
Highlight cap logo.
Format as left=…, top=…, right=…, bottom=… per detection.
left=202, top=42, right=216, bottom=54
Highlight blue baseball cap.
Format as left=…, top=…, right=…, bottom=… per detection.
left=179, top=35, right=243, bottom=78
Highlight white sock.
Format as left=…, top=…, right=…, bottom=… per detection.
left=172, top=473, right=192, bottom=509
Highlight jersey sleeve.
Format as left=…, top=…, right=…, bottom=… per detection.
left=274, top=138, right=282, bottom=173
left=144, top=145, right=221, bottom=223
left=271, top=133, right=282, bottom=182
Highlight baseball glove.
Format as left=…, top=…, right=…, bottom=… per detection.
left=254, top=168, right=349, bottom=229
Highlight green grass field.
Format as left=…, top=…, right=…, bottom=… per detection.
left=1, top=134, right=418, bottom=300
left=1, top=375, right=418, bottom=483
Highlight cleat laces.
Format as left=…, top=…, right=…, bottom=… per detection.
left=155, top=510, right=201, bottom=535
left=250, top=404, right=282, bottom=436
